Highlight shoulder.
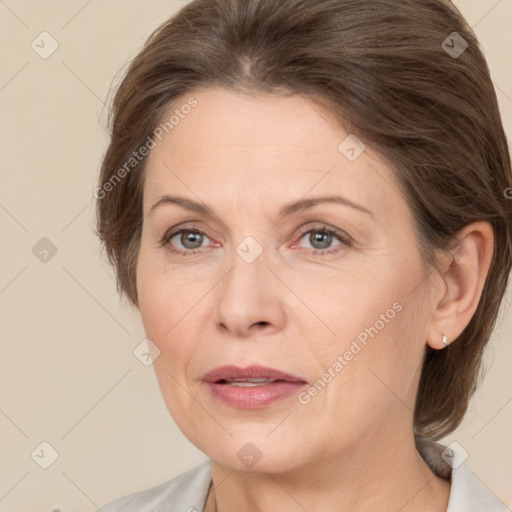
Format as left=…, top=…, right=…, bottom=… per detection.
left=96, top=459, right=212, bottom=512
left=418, top=439, right=509, bottom=512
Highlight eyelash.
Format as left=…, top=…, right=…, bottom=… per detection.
left=158, top=223, right=352, bottom=258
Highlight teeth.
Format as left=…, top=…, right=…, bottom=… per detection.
left=229, top=378, right=273, bottom=383
left=228, top=381, right=273, bottom=387
left=224, top=378, right=277, bottom=387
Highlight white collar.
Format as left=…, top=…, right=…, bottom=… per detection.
left=417, top=439, right=509, bottom=511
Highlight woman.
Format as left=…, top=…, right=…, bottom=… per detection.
left=94, top=0, right=512, bottom=510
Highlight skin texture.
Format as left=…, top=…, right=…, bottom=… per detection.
left=136, top=87, right=494, bottom=511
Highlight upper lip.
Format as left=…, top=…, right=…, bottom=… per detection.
left=203, top=364, right=307, bottom=384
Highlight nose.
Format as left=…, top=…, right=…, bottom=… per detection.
left=214, top=243, right=286, bottom=339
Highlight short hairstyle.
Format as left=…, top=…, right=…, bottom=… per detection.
left=96, top=0, right=512, bottom=444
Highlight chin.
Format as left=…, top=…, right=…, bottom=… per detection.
left=213, top=451, right=301, bottom=474
left=198, top=432, right=307, bottom=474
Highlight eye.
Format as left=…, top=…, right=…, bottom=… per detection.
left=293, top=224, right=352, bottom=256
left=159, top=223, right=351, bottom=258
left=159, top=226, right=213, bottom=256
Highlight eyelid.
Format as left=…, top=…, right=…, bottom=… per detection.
left=293, top=223, right=352, bottom=243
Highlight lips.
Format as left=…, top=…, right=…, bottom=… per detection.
left=203, top=364, right=307, bottom=384
left=203, top=364, right=308, bottom=409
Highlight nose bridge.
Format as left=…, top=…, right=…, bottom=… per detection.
left=224, top=231, right=269, bottom=304
left=214, top=230, right=283, bottom=335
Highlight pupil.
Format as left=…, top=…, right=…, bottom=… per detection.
left=311, top=230, right=331, bottom=249
left=182, top=231, right=202, bottom=249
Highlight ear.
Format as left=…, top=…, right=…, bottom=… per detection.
left=426, top=221, right=494, bottom=350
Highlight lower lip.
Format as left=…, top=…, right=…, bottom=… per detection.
left=205, top=381, right=307, bottom=409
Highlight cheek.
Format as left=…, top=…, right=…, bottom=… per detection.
left=136, top=248, right=203, bottom=376
left=137, top=273, right=168, bottom=341
left=137, top=267, right=196, bottom=420
left=305, top=315, right=420, bottom=444
left=340, top=300, right=425, bottom=410
left=305, top=266, right=426, bottom=410
left=307, top=275, right=397, bottom=355
left=136, top=242, right=180, bottom=336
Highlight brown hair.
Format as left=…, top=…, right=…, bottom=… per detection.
left=96, top=0, right=512, bottom=443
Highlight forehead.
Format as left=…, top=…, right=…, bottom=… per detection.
left=143, top=87, right=407, bottom=223
left=152, top=87, right=354, bottom=161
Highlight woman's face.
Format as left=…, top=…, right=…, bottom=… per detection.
left=137, top=87, right=438, bottom=472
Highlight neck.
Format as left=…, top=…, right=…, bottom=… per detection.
left=205, top=429, right=451, bottom=512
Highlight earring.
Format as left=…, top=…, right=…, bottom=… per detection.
left=442, top=334, right=449, bottom=346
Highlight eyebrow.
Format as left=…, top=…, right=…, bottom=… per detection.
left=148, top=194, right=375, bottom=220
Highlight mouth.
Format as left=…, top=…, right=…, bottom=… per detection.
left=203, top=365, right=308, bottom=409
left=203, top=364, right=307, bottom=384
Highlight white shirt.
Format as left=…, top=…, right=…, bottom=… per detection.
left=96, top=441, right=509, bottom=511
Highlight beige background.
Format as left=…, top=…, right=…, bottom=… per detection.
left=1, top=1, right=511, bottom=511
